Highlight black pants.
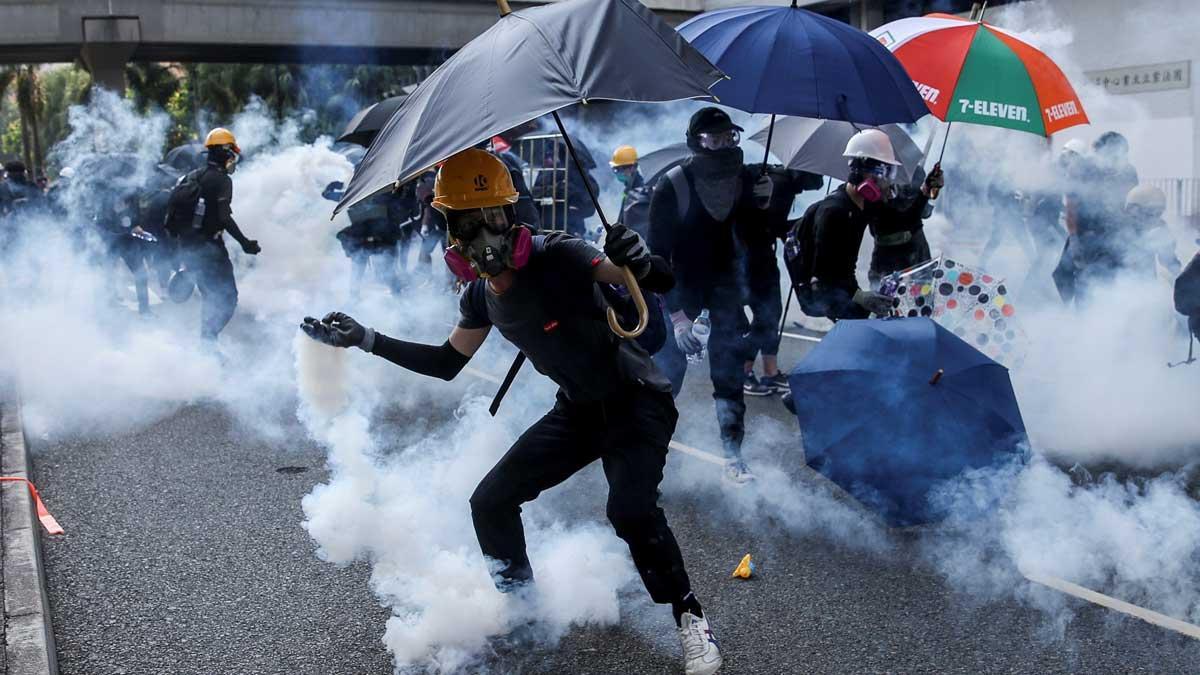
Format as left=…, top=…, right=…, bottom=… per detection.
left=109, top=236, right=150, bottom=314
left=708, top=284, right=750, bottom=457
left=181, top=239, right=238, bottom=340
left=469, top=386, right=691, bottom=604
left=742, top=249, right=783, bottom=359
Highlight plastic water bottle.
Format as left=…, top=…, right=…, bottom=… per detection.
left=688, top=309, right=711, bottom=363
left=191, top=197, right=207, bottom=230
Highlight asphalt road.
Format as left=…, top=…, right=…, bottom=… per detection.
left=31, top=320, right=1200, bottom=674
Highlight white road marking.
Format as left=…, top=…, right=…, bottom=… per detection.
left=781, top=331, right=822, bottom=343
left=1023, top=571, right=1200, bottom=641
left=460, top=363, right=1196, bottom=640
left=462, top=366, right=503, bottom=384
left=668, top=440, right=726, bottom=466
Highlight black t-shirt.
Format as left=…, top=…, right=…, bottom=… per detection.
left=811, top=186, right=872, bottom=293
left=457, top=233, right=670, bottom=402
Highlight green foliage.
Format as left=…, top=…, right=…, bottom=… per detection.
left=0, top=61, right=435, bottom=165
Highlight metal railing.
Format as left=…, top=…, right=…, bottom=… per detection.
left=515, top=132, right=570, bottom=232
left=1145, top=177, right=1200, bottom=217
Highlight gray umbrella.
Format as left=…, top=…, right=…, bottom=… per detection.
left=336, top=95, right=408, bottom=147
left=750, top=116, right=925, bottom=184
left=335, top=0, right=722, bottom=218
left=638, top=143, right=691, bottom=186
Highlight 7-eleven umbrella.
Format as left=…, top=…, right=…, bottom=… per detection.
left=871, top=13, right=1088, bottom=142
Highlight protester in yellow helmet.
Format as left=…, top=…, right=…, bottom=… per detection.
left=302, top=148, right=723, bottom=675
left=610, top=145, right=650, bottom=237
left=166, top=127, right=260, bottom=344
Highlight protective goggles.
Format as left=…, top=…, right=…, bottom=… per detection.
left=864, top=163, right=897, bottom=182
left=697, top=130, right=740, bottom=151
left=446, top=206, right=510, bottom=242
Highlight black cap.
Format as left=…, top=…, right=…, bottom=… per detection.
left=688, top=107, right=744, bottom=137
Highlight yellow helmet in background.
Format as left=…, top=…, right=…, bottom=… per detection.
left=610, top=145, right=638, bottom=168
left=432, top=148, right=519, bottom=213
left=204, top=127, right=240, bottom=153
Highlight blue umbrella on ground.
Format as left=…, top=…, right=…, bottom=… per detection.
left=788, top=318, right=1026, bottom=526
left=677, top=1, right=929, bottom=170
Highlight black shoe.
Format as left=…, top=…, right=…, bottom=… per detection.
left=743, top=373, right=771, bottom=396
left=761, top=372, right=790, bottom=394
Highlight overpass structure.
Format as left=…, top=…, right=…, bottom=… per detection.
left=0, top=0, right=880, bottom=90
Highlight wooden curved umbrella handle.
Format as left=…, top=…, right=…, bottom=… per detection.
left=607, top=266, right=649, bottom=339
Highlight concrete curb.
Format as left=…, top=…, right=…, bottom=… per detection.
left=1, top=382, right=59, bottom=675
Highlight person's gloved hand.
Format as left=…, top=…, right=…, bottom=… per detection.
left=604, top=224, right=652, bottom=278
left=923, top=162, right=944, bottom=198
left=242, top=239, right=262, bottom=255
left=853, top=289, right=895, bottom=316
left=301, top=312, right=370, bottom=349
left=671, top=310, right=703, bottom=355
left=752, top=174, right=775, bottom=209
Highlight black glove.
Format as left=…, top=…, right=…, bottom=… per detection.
left=301, top=312, right=367, bottom=349
left=604, top=224, right=651, bottom=278
left=752, top=174, right=775, bottom=209
left=242, top=239, right=262, bottom=255
left=923, top=162, right=944, bottom=198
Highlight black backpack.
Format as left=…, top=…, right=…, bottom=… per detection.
left=163, top=167, right=207, bottom=236
left=783, top=201, right=822, bottom=316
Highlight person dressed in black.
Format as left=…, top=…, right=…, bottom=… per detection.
left=1177, top=251, right=1200, bottom=348
left=806, top=130, right=915, bottom=320
left=1060, top=131, right=1140, bottom=302
left=0, top=161, right=45, bottom=258
left=174, top=128, right=260, bottom=343
left=738, top=163, right=824, bottom=397
left=648, top=107, right=787, bottom=485
left=866, top=170, right=940, bottom=289
left=610, top=145, right=652, bottom=238
left=1119, top=184, right=1180, bottom=280
left=301, top=149, right=723, bottom=675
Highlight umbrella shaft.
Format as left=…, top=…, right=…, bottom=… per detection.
left=551, top=110, right=610, bottom=232
left=761, top=113, right=776, bottom=175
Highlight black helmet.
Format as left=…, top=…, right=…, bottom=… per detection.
left=3, top=160, right=27, bottom=175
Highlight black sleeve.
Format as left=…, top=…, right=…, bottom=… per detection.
left=790, top=169, right=825, bottom=192
left=214, top=173, right=249, bottom=245
left=648, top=176, right=685, bottom=311
left=370, top=336, right=470, bottom=381
left=639, top=254, right=675, bottom=294
left=457, top=282, right=493, bottom=329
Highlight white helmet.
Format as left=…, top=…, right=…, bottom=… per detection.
left=1125, top=184, right=1167, bottom=212
left=1061, top=138, right=1088, bottom=156
left=58, top=166, right=76, bottom=179
left=843, top=129, right=899, bottom=166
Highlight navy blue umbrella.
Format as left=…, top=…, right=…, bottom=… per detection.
left=788, top=318, right=1026, bottom=526
left=677, top=2, right=928, bottom=169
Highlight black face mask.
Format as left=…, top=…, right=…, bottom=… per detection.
left=689, top=146, right=744, bottom=179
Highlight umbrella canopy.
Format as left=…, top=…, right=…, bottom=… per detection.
left=336, top=0, right=722, bottom=216
left=871, top=13, right=1088, bottom=136
left=885, top=256, right=1028, bottom=368
left=788, top=317, right=1026, bottom=526
left=336, top=95, right=408, bottom=147
left=751, top=117, right=924, bottom=183
left=163, top=142, right=207, bottom=173
left=676, top=4, right=928, bottom=125
left=637, top=143, right=691, bottom=186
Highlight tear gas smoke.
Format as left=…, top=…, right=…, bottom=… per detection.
left=907, top=0, right=1200, bottom=635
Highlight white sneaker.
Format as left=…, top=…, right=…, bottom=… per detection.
left=723, top=459, right=756, bottom=486
left=678, top=611, right=722, bottom=675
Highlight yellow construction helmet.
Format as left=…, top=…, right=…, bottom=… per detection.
left=610, top=145, right=638, bottom=168
left=432, top=148, right=519, bottom=213
left=204, top=127, right=240, bottom=153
